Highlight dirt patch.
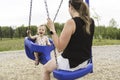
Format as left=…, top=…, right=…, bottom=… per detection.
left=0, top=45, right=120, bottom=80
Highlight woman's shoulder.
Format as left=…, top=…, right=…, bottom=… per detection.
left=65, top=19, right=75, bottom=26
left=67, top=18, right=74, bottom=22
left=64, top=19, right=76, bottom=34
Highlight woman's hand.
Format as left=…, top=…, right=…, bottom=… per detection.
left=47, top=18, right=55, bottom=32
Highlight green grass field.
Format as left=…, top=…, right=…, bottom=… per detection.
left=0, top=38, right=24, bottom=51
left=93, top=39, right=120, bottom=46
left=0, top=38, right=120, bottom=52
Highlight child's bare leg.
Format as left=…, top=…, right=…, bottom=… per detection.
left=34, top=52, right=39, bottom=65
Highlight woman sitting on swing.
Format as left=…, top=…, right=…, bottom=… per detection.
left=42, top=0, right=95, bottom=80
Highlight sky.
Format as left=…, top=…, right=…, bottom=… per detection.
left=0, top=0, right=120, bottom=28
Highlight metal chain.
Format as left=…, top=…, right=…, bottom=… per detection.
left=44, top=0, right=63, bottom=68
left=53, top=0, right=63, bottom=22
left=44, top=0, right=63, bottom=22
left=53, top=49, right=58, bottom=68
left=53, top=0, right=63, bottom=68
left=44, top=0, right=50, bottom=19
left=28, top=0, right=33, bottom=30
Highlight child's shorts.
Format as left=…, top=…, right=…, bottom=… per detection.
left=57, top=55, right=88, bottom=71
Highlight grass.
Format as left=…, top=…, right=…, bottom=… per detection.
left=0, top=38, right=120, bottom=52
left=0, top=38, right=24, bottom=52
left=93, top=39, right=120, bottom=46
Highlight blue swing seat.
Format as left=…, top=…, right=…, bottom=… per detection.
left=24, top=37, right=55, bottom=64
left=53, top=59, right=93, bottom=80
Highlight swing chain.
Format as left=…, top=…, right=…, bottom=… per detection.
left=44, top=0, right=63, bottom=22
left=53, top=0, right=63, bottom=22
left=28, top=0, right=33, bottom=30
left=54, top=49, right=59, bottom=68
left=44, top=0, right=50, bottom=19
left=44, top=0, right=63, bottom=68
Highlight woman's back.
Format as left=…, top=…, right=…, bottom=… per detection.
left=62, top=17, right=95, bottom=68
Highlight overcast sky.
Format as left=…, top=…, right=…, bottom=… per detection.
left=0, top=0, right=120, bottom=28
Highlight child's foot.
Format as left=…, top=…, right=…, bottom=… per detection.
left=35, top=59, right=39, bottom=66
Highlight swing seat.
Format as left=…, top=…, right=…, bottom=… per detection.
left=53, top=59, right=93, bottom=80
left=24, top=37, right=55, bottom=64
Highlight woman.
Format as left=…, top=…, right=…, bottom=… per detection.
left=42, top=0, right=95, bottom=80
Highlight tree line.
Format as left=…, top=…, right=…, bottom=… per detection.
left=94, top=26, right=120, bottom=40
left=0, top=23, right=64, bottom=40
left=0, top=23, right=120, bottom=40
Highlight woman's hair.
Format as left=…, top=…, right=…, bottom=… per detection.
left=69, top=0, right=91, bottom=34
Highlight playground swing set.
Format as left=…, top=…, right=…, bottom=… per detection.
left=24, top=0, right=93, bottom=80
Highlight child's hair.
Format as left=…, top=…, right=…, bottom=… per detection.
left=37, top=24, right=47, bottom=35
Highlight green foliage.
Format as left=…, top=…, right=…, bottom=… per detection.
left=1, top=22, right=120, bottom=51
left=94, top=26, right=120, bottom=40
left=0, top=26, right=2, bottom=40
left=0, top=38, right=120, bottom=51
left=30, top=26, right=37, bottom=35
left=0, top=26, right=14, bottom=38
left=46, top=22, right=64, bottom=36
left=12, top=25, right=37, bottom=38
left=0, top=23, right=120, bottom=40
left=93, top=39, right=120, bottom=46
left=9, top=27, right=14, bottom=38
left=109, top=18, right=118, bottom=27
left=55, top=22, right=64, bottom=36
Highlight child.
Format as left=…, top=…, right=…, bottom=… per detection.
left=27, top=25, right=51, bottom=66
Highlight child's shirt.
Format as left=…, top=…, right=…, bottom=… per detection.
left=35, top=35, right=50, bottom=46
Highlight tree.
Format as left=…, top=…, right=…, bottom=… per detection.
left=109, top=18, right=118, bottom=27
left=54, top=23, right=64, bottom=36
left=92, top=9, right=102, bottom=41
left=9, top=27, right=14, bottom=39
left=14, top=25, right=37, bottom=38
left=0, top=26, right=2, bottom=40
left=1, top=26, right=11, bottom=38
left=92, top=8, right=101, bottom=26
